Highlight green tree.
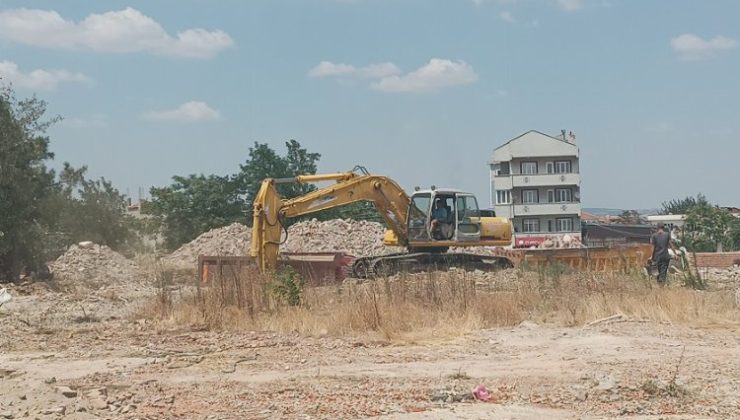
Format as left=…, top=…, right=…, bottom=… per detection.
left=660, top=194, right=707, bottom=215
left=146, top=174, right=244, bottom=251
left=145, top=140, right=322, bottom=251
left=727, top=217, right=740, bottom=251
left=237, top=140, right=321, bottom=209
left=1, top=86, right=142, bottom=280
left=145, top=140, right=387, bottom=252
left=683, top=201, right=734, bottom=252
left=618, top=210, right=643, bottom=225
left=50, top=163, right=139, bottom=253
left=0, top=87, right=58, bottom=279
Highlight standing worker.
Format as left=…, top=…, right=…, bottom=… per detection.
left=650, top=222, right=675, bottom=285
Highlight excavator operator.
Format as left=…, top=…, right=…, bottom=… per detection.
left=430, top=198, right=451, bottom=240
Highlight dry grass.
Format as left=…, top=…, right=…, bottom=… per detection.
left=139, top=264, right=740, bottom=341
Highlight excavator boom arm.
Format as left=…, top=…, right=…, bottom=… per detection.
left=251, top=171, right=410, bottom=272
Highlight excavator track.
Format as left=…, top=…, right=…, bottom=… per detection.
left=351, top=252, right=514, bottom=279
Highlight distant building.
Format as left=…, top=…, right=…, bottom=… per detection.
left=582, top=224, right=653, bottom=247
left=581, top=211, right=620, bottom=224
left=489, top=130, right=581, bottom=247
left=721, top=207, right=740, bottom=217
left=645, top=214, right=686, bottom=231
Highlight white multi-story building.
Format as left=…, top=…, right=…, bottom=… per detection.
left=489, top=130, right=581, bottom=247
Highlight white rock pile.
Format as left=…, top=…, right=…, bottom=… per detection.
left=162, top=219, right=405, bottom=268
left=163, top=223, right=252, bottom=269
left=50, top=242, right=143, bottom=290
left=699, top=267, right=740, bottom=290
left=284, top=219, right=402, bottom=257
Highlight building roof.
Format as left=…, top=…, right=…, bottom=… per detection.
left=494, top=130, right=575, bottom=152
left=412, top=188, right=469, bottom=195
left=491, top=130, right=579, bottom=162
left=581, top=211, right=620, bottom=223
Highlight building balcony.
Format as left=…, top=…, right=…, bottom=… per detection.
left=493, top=176, right=513, bottom=190
left=513, top=202, right=581, bottom=217
left=511, top=173, right=579, bottom=188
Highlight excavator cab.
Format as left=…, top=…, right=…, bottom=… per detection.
left=406, top=190, right=482, bottom=243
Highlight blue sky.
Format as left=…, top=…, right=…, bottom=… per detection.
left=1, top=0, right=738, bottom=210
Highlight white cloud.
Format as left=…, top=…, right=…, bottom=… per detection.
left=372, top=59, right=478, bottom=93
left=143, top=101, right=221, bottom=122
left=0, top=8, right=233, bottom=59
left=671, top=33, right=737, bottom=60
left=308, top=61, right=400, bottom=79
left=0, top=60, right=90, bottom=90
left=308, top=61, right=356, bottom=78
left=310, top=59, right=477, bottom=93
left=356, top=63, right=402, bottom=79
left=557, top=0, right=583, bottom=11
left=500, top=11, right=517, bottom=23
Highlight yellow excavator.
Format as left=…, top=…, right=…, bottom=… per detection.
left=250, top=166, right=514, bottom=278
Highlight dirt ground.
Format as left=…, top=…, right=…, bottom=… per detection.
left=1, top=280, right=739, bottom=420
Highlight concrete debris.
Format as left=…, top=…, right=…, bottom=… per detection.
left=49, top=243, right=144, bottom=291
left=699, top=267, right=740, bottom=291
left=283, top=219, right=403, bottom=257
left=89, top=398, right=108, bottom=410
left=595, top=373, right=619, bottom=392
left=538, top=235, right=584, bottom=249
left=42, top=406, right=66, bottom=416
left=0, top=288, right=11, bottom=306
left=56, top=386, right=78, bottom=398
left=163, top=223, right=251, bottom=269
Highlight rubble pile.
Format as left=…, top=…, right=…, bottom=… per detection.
left=284, top=219, right=403, bottom=257
left=538, top=234, right=584, bottom=249
left=700, top=267, right=740, bottom=290
left=50, top=242, right=143, bottom=290
left=163, top=223, right=251, bottom=269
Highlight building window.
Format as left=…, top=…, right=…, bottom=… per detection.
left=547, top=220, right=554, bottom=232
left=522, top=189, right=539, bottom=204
left=555, top=160, right=571, bottom=174
left=523, top=219, right=540, bottom=233
left=557, top=218, right=573, bottom=232
left=520, top=161, right=537, bottom=175
left=555, top=188, right=572, bottom=203
left=547, top=190, right=555, bottom=203
left=500, top=162, right=510, bottom=175
left=495, top=190, right=512, bottom=205
left=546, top=162, right=554, bottom=174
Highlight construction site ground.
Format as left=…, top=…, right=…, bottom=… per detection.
left=1, top=222, right=739, bottom=419
left=1, top=282, right=739, bottom=419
